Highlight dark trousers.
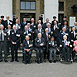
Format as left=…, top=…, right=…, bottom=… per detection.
left=6, top=41, right=11, bottom=55
left=36, top=48, right=43, bottom=62
left=11, top=44, right=18, bottom=61
left=24, top=51, right=32, bottom=63
left=0, top=41, right=7, bottom=61
left=63, top=47, right=71, bottom=61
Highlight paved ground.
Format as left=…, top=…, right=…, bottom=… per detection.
left=0, top=59, right=77, bottom=77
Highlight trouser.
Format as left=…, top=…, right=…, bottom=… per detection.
left=7, top=41, right=11, bottom=55
left=24, top=51, right=32, bottom=63
left=11, top=44, right=18, bottom=61
left=49, top=48, right=56, bottom=61
left=0, top=41, right=7, bottom=61
left=63, top=47, right=71, bottom=61
left=36, top=49, right=43, bottom=62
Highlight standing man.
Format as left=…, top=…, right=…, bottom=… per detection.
left=21, top=17, right=27, bottom=31
left=0, top=25, right=8, bottom=62
left=10, top=25, right=20, bottom=62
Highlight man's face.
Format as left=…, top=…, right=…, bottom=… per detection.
left=23, top=18, right=26, bottom=22
left=0, top=26, right=4, bottom=30
left=72, top=27, right=75, bottom=31
left=46, top=19, right=49, bottom=23
left=26, top=36, right=29, bottom=41
left=63, top=18, right=66, bottom=20
left=38, top=34, right=42, bottom=38
left=64, top=22, right=67, bottom=25
left=16, top=19, right=19, bottom=23
left=25, top=26, right=28, bottom=31
left=31, top=18, right=34, bottom=22
left=6, top=16, right=9, bottom=20
left=45, top=30, right=48, bottom=33
left=8, top=25, right=11, bottom=29
left=74, top=22, right=77, bottom=26
left=51, top=38, right=54, bottom=41
left=54, top=21, right=57, bottom=25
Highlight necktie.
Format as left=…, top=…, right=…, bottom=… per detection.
left=47, top=34, right=48, bottom=41
left=55, top=25, right=56, bottom=30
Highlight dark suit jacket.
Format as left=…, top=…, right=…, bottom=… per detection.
left=34, top=29, right=44, bottom=38
left=10, top=30, right=20, bottom=44
left=58, top=31, right=70, bottom=44
left=5, top=20, right=13, bottom=29
left=35, top=37, right=46, bottom=49
left=21, top=22, right=27, bottom=31
left=48, top=40, right=57, bottom=49
left=23, top=40, right=33, bottom=51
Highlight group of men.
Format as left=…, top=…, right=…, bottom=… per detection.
left=0, top=15, right=77, bottom=64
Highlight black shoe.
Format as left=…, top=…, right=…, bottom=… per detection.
left=10, top=60, right=14, bottom=62
left=44, top=59, right=46, bottom=62
left=24, top=62, right=27, bottom=64
left=54, top=60, right=56, bottom=63
left=49, top=60, right=52, bottom=63
left=37, top=61, right=40, bottom=64
left=0, top=60, right=3, bottom=62
left=5, top=60, right=8, bottom=62
left=15, top=60, right=19, bottom=62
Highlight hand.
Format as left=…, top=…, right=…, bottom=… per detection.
left=33, top=32, right=34, bottom=34
left=70, top=45, right=72, bottom=47
left=12, top=42, right=15, bottom=44
left=8, top=38, right=10, bottom=40
left=20, top=44, right=23, bottom=47
left=29, top=44, right=32, bottom=47
left=60, top=45, right=62, bottom=47
left=14, top=42, right=16, bottom=44
left=53, top=45, right=55, bottom=47
left=40, top=43, right=44, bottom=46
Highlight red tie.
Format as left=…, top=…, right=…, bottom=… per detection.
left=55, top=25, right=56, bottom=30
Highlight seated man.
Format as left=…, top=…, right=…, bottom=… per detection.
left=23, top=35, right=33, bottom=64
left=35, top=33, right=46, bottom=64
left=48, top=36, right=57, bottom=63
left=60, top=35, right=72, bottom=62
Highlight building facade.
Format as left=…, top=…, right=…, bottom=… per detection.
left=12, top=0, right=77, bottom=23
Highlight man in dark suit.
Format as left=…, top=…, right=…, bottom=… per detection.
left=0, top=25, right=8, bottom=62
left=10, top=25, right=20, bottom=62
left=5, top=16, right=13, bottom=29
left=52, top=21, right=59, bottom=42
left=5, top=25, right=12, bottom=55
left=69, top=26, right=77, bottom=61
left=43, top=28, right=51, bottom=61
left=58, top=27, right=70, bottom=44
left=62, top=21, right=69, bottom=32
left=1, top=16, right=5, bottom=28
left=48, top=36, right=58, bottom=63
left=15, top=18, right=21, bottom=30
left=59, top=35, right=72, bottom=62
left=30, top=18, right=37, bottom=47
left=51, top=16, right=58, bottom=26
left=21, top=17, right=27, bottom=31
left=23, top=35, right=33, bottom=64
left=42, top=18, right=50, bottom=30
left=34, top=24, right=44, bottom=38
left=21, top=25, right=32, bottom=62
left=61, top=16, right=68, bottom=26
left=35, top=33, right=46, bottom=64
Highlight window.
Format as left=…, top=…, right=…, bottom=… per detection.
left=21, top=2, right=25, bottom=10
left=59, top=2, right=64, bottom=11
left=20, top=1, right=36, bottom=10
